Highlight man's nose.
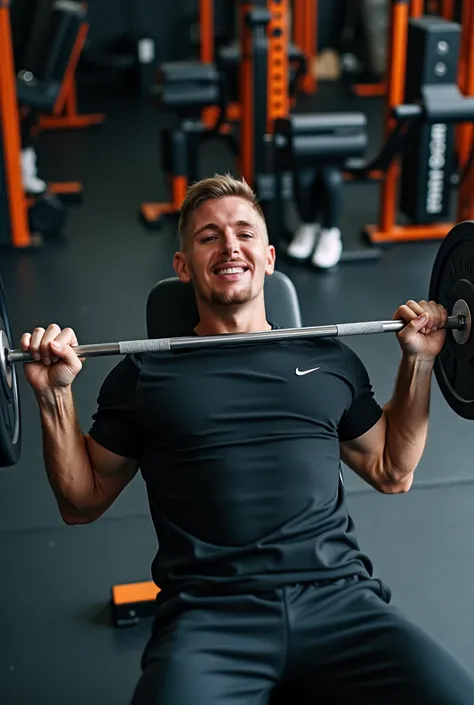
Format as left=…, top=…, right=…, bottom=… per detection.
left=220, top=230, right=239, bottom=254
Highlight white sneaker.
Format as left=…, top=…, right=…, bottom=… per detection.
left=311, top=227, right=343, bottom=268
left=21, top=147, right=47, bottom=194
left=287, top=223, right=320, bottom=260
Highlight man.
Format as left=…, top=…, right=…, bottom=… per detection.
left=22, top=174, right=474, bottom=704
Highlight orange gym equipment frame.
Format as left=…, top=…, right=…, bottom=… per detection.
left=364, top=0, right=474, bottom=245
left=0, top=0, right=97, bottom=247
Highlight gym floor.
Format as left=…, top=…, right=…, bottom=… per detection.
left=1, top=82, right=474, bottom=705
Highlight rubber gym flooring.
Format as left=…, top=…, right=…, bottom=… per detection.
left=1, top=83, right=474, bottom=704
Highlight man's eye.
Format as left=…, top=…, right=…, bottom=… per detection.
left=201, top=235, right=217, bottom=243
left=240, top=232, right=253, bottom=238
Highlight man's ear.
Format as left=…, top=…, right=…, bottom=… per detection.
left=173, top=251, right=191, bottom=283
left=265, top=245, right=276, bottom=275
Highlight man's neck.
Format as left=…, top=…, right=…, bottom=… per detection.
left=194, top=303, right=271, bottom=336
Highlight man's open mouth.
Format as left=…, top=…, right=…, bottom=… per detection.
left=213, top=265, right=249, bottom=278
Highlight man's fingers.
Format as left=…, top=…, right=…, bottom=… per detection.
left=29, top=327, right=46, bottom=361
left=22, top=325, right=80, bottom=366
left=39, top=324, right=62, bottom=365
left=52, top=327, right=79, bottom=348
left=20, top=333, right=31, bottom=351
left=405, top=300, right=425, bottom=317
left=400, top=300, right=447, bottom=334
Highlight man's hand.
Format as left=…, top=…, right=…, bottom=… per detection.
left=393, top=299, right=448, bottom=359
left=21, top=324, right=84, bottom=395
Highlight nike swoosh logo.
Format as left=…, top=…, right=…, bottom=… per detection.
left=295, top=367, right=321, bottom=376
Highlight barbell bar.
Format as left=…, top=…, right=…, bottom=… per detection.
left=4, top=314, right=467, bottom=365
left=2, top=219, right=474, bottom=470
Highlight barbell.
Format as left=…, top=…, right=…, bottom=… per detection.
left=1, top=220, right=474, bottom=468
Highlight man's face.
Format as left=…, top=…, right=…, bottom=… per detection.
left=174, top=196, right=276, bottom=307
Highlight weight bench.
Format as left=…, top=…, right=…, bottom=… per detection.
left=113, top=270, right=311, bottom=703
left=112, top=271, right=302, bottom=624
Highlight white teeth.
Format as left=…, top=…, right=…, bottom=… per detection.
left=216, top=267, right=245, bottom=275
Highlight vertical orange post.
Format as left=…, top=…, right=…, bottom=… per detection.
left=457, top=0, right=474, bottom=221
left=200, top=0, right=214, bottom=64
left=200, top=0, right=218, bottom=129
left=441, top=0, right=455, bottom=19
left=239, top=4, right=254, bottom=184
left=410, top=0, right=425, bottom=18
left=267, top=0, right=290, bottom=133
left=379, top=0, right=410, bottom=236
left=293, top=0, right=317, bottom=94
left=0, top=2, right=30, bottom=247
left=456, top=0, right=473, bottom=168
left=302, top=0, right=317, bottom=93
left=293, top=0, right=305, bottom=54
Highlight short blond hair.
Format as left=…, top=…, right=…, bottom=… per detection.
left=178, top=173, right=266, bottom=246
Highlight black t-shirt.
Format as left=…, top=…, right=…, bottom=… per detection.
left=89, top=330, right=383, bottom=600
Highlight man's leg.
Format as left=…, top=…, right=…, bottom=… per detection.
left=289, top=578, right=474, bottom=705
left=131, top=591, right=286, bottom=705
left=287, top=168, right=320, bottom=260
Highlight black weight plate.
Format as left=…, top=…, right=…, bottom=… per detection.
left=429, top=221, right=474, bottom=419
left=0, top=277, right=21, bottom=467
left=29, top=194, right=66, bottom=234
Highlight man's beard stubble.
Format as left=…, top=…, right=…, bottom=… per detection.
left=210, top=283, right=253, bottom=306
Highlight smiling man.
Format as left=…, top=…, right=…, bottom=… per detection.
left=22, top=174, right=474, bottom=705
left=173, top=185, right=275, bottom=331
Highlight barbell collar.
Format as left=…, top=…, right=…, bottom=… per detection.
left=5, top=315, right=466, bottom=365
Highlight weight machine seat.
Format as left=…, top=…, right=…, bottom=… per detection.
left=15, top=0, right=86, bottom=113
left=146, top=271, right=302, bottom=338
left=159, top=61, right=220, bottom=85
left=275, top=113, right=368, bottom=169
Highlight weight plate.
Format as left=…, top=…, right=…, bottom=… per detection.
left=429, top=221, right=474, bottom=419
left=0, top=277, right=21, bottom=467
left=29, top=195, right=66, bottom=234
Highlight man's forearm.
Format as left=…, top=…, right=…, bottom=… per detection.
left=382, top=354, right=435, bottom=489
left=37, top=388, right=99, bottom=522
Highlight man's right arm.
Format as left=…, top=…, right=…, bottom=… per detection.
left=22, top=323, right=139, bottom=525
left=37, top=387, right=139, bottom=524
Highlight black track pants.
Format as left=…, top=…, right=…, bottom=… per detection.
left=131, top=576, right=474, bottom=705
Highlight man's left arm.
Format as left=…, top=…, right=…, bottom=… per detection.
left=340, top=299, right=447, bottom=493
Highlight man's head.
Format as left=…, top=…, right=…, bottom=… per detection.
left=173, top=174, right=276, bottom=309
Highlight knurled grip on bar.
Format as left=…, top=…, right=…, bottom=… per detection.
left=335, top=321, right=386, bottom=336
left=119, top=338, right=171, bottom=354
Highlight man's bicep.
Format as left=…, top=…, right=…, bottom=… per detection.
left=340, top=414, right=387, bottom=488
left=85, top=434, right=139, bottom=500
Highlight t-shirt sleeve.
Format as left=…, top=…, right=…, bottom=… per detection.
left=88, top=355, right=142, bottom=459
left=336, top=341, right=383, bottom=442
